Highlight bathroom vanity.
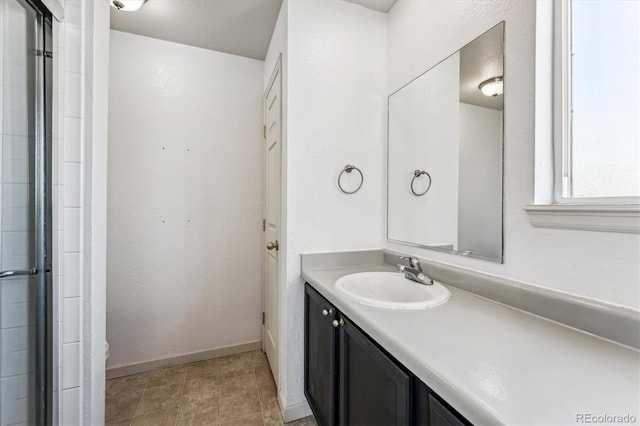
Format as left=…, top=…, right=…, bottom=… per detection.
left=305, top=283, right=469, bottom=425
left=301, top=250, right=640, bottom=425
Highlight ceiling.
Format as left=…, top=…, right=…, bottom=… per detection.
left=110, top=0, right=283, bottom=60
left=110, top=0, right=397, bottom=61
left=344, top=0, right=397, bottom=13
left=459, top=23, right=504, bottom=111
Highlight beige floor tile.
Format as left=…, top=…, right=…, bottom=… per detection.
left=254, top=364, right=274, bottom=387
left=221, top=412, right=264, bottom=426
left=288, top=416, right=318, bottom=426
left=136, top=384, right=183, bottom=415
left=108, top=374, right=150, bottom=396
left=219, top=388, right=262, bottom=424
left=105, top=391, right=143, bottom=423
left=219, top=352, right=253, bottom=375
left=261, top=407, right=284, bottom=426
left=251, top=351, right=269, bottom=368
left=182, top=376, right=221, bottom=405
left=256, top=373, right=278, bottom=412
left=221, top=369, right=257, bottom=397
left=105, top=418, right=132, bottom=426
left=177, top=398, right=219, bottom=425
left=106, top=379, right=115, bottom=392
left=105, top=354, right=316, bottom=426
left=147, top=366, right=188, bottom=388
left=131, top=407, right=178, bottom=426
left=185, top=359, right=219, bottom=380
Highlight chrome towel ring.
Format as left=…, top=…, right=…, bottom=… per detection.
left=411, top=169, right=432, bottom=196
left=338, top=164, right=364, bottom=194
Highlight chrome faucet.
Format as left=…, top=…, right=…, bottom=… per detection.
left=397, top=256, right=434, bottom=285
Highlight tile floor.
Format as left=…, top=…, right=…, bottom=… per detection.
left=105, top=350, right=317, bottom=426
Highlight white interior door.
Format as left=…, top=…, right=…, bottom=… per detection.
left=263, top=56, right=281, bottom=387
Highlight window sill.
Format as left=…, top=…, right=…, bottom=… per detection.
left=524, top=204, right=640, bottom=234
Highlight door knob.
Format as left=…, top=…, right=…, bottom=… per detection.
left=322, top=308, right=333, bottom=316
left=332, top=318, right=344, bottom=328
left=266, top=240, right=279, bottom=251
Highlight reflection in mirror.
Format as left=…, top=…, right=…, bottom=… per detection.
left=388, top=22, right=504, bottom=262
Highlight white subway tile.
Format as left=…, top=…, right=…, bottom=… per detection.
left=0, top=374, right=29, bottom=405
left=2, top=135, right=28, bottom=160
left=1, top=206, right=29, bottom=232
left=64, top=72, right=82, bottom=118
left=65, top=5, right=83, bottom=30
left=0, top=396, right=29, bottom=425
left=63, top=253, right=81, bottom=298
left=3, top=110, right=28, bottom=136
left=2, top=85, right=28, bottom=114
left=1, top=231, right=30, bottom=270
left=63, top=163, right=82, bottom=207
left=64, top=27, right=83, bottom=74
left=62, top=342, right=80, bottom=389
left=61, top=387, right=81, bottom=426
left=62, top=297, right=81, bottom=343
left=0, top=327, right=30, bottom=377
left=2, top=183, right=29, bottom=208
left=0, top=299, right=28, bottom=329
left=63, top=117, right=82, bottom=162
left=1, top=158, right=29, bottom=183
left=63, top=208, right=81, bottom=252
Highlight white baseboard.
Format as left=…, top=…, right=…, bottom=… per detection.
left=281, top=399, right=312, bottom=423
left=106, top=340, right=262, bottom=379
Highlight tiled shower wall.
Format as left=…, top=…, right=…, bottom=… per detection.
left=0, top=1, right=37, bottom=423
left=55, top=0, right=86, bottom=424
left=0, top=0, right=89, bottom=423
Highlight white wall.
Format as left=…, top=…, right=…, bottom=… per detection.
left=458, top=102, right=502, bottom=258
left=107, top=31, right=264, bottom=367
left=281, top=0, right=387, bottom=412
left=387, top=0, right=640, bottom=309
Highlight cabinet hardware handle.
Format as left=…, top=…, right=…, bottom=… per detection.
left=322, top=308, right=333, bottom=316
left=332, top=318, right=344, bottom=328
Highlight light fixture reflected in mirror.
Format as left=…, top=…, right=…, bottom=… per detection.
left=110, top=0, right=148, bottom=12
left=479, top=77, right=503, bottom=97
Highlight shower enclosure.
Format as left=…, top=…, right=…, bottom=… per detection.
left=0, top=0, right=54, bottom=424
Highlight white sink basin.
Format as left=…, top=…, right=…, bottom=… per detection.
left=334, top=272, right=451, bottom=309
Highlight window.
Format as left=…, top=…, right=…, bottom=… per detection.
left=556, top=0, right=640, bottom=202
left=527, top=0, right=639, bottom=233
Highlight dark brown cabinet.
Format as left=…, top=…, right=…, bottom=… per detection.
left=304, top=283, right=471, bottom=426
left=339, top=316, right=411, bottom=425
left=304, top=283, right=339, bottom=425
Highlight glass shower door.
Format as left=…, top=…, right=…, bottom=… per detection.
left=0, top=0, right=53, bottom=424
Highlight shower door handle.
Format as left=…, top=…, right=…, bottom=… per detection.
left=0, top=268, right=39, bottom=279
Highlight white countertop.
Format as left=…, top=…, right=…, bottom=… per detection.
left=302, top=263, right=640, bottom=425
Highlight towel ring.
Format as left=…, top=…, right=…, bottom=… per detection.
left=411, top=169, right=432, bottom=196
left=338, top=164, right=363, bottom=194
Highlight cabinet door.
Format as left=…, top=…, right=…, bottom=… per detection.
left=304, top=284, right=338, bottom=426
left=339, top=317, right=411, bottom=426
left=414, top=379, right=471, bottom=426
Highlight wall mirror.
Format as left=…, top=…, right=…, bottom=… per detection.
left=387, top=22, right=504, bottom=262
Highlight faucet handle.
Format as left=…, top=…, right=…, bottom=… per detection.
left=399, top=256, right=420, bottom=268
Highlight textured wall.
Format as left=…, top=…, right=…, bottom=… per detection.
left=283, top=0, right=387, bottom=410
left=107, top=31, right=264, bottom=367
left=387, top=0, right=640, bottom=309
